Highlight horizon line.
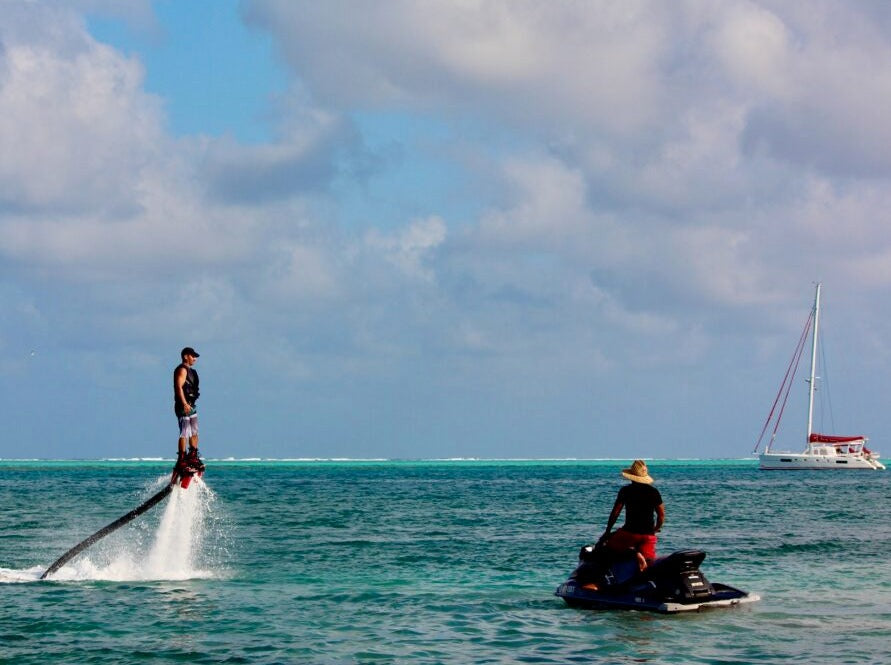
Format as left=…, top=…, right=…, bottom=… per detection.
left=1, top=456, right=758, bottom=463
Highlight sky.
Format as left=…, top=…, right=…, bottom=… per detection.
left=2, top=0, right=891, bottom=460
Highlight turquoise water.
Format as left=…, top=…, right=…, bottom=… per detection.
left=1, top=459, right=890, bottom=663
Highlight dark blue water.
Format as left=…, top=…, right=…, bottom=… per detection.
left=2, top=460, right=890, bottom=663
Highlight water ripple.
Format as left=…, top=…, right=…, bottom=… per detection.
left=1, top=462, right=889, bottom=663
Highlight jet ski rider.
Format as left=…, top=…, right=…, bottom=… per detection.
left=598, top=459, right=665, bottom=569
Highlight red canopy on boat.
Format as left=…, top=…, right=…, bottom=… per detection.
left=809, top=433, right=865, bottom=444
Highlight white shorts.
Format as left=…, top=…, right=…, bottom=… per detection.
left=178, top=412, right=198, bottom=439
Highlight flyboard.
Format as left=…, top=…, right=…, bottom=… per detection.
left=40, top=464, right=202, bottom=580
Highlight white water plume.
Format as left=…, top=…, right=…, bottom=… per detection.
left=144, top=477, right=207, bottom=579
left=39, top=476, right=224, bottom=582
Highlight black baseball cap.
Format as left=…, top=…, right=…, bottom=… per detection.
left=181, top=347, right=200, bottom=358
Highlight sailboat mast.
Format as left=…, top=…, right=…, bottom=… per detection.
left=806, top=282, right=822, bottom=443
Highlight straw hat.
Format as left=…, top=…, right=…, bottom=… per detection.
left=621, top=459, right=653, bottom=484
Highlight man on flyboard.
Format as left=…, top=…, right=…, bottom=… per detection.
left=172, top=346, right=205, bottom=486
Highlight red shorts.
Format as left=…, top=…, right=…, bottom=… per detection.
left=606, top=528, right=658, bottom=561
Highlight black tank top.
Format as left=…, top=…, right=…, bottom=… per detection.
left=176, top=363, right=200, bottom=406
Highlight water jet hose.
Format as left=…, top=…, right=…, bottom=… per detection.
left=40, top=484, right=173, bottom=580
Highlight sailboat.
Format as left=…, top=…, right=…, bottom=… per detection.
left=755, top=283, right=884, bottom=470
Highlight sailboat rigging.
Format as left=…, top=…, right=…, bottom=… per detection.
left=755, top=283, right=884, bottom=470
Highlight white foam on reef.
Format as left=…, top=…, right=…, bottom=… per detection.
left=41, top=476, right=222, bottom=582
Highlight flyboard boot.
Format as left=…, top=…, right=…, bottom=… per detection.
left=171, top=447, right=204, bottom=488
left=186, top=446, right=205, bottom=476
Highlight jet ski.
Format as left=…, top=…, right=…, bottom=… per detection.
left=555, top=543, right=759, bottom=613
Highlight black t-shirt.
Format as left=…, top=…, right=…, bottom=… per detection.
left=617, top=482, right=663, bottom=534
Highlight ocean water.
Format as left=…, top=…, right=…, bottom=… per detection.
left=1, top=459, right=890, bottom=664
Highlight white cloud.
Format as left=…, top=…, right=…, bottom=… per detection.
left=272, top=243, right=343, bottom=300
left=245, top=0, right=670, bottom=133
left=7, top=1, right=891, bottom=457
left=7, top=0, right=891, bottom=336
left=0, top=30, right=164, bottom=214
left=199, top=105, right=352, bottom=203
left=709, top=2, right=793, bottom=98
left=365, top=216, right=446, bottom=281
left=0, top=4, right=343, bottom=284
left=477, top=157, right=590, bottom=246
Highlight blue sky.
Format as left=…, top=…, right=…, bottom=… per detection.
left=3, top=1, right=891, bottom=460
left=88, top=0, right=287, bottom=143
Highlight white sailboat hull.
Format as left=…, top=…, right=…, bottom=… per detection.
left=759, top=450, right=885, bottom=470
left=754, top=284, right=885, bottom=471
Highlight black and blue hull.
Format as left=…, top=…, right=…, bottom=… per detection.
left=555, top=548, right=759, bottom=614
left=555, top=579, right=757, bottom=613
